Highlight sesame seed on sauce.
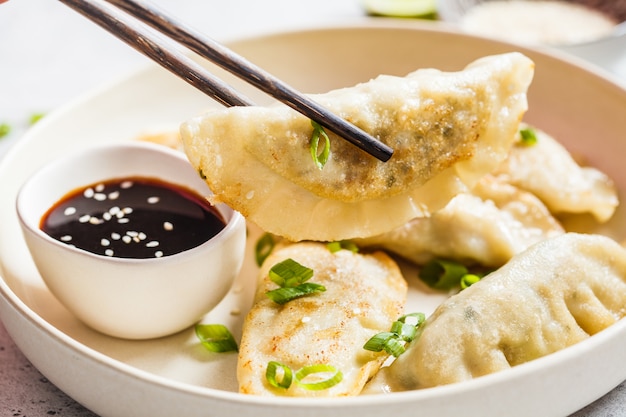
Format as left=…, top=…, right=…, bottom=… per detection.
left=40, top=176, right=226, bottom=259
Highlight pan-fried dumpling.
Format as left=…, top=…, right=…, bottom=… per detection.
left=237, top=242, right=407, bottom=396
left=182, top=53, right=534, bottom=241
left=356, top=175, right=564, bottom=267
left=363, top=233, right=626, bottom=393
left=493, top=124, right=618, bottom=222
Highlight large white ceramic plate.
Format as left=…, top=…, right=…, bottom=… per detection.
left=1, top=20, right=626, bottom=417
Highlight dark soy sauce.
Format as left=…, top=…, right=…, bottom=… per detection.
left=41, top=176, right=226, bottom=259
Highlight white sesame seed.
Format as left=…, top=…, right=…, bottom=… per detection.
left=109, top=206, right=120, bottom=215
left=60, top=235, right=72, bottom=242
left=118, top=218, right=130, bottom=224
left=83, top=188, right=94, bottom=198
left=105, top=249, right=114, bottom=257
left=103, top=212, right=112, bottom=221
left=95, top=183, right=105, bottom=192
left=147, top=196, right=160, bottom=204
left=101, top=238, right=110, bottom=246
left=163, top=221, right=173, bottom=231
left=133, top=236, right=140, bottom=243
left=111, top=233, right=121, bottom=240
left=246, top=190, right=255, bottom=199
left=94, top=193, right=107, bottom=201
left=127, top=231, right=138, bottom=237
left=146, top=241, right=159, bottom=248
left=108, top=191, right=120, bottom=200
left=79, top=215, right=91, bottom=223
left=301, top=316, right=311, bottom=323
left=122, top=236, right=132, bottom=244
left=64, top=207, right=76, bottom=216
left=89, top=217, right=102, bottom=225
left=138, top=232, right=147, bottom=240
left=116, top=211, right=125, bottom=219
left=155, top=251, right=164, bottom=258
left=121, top=181, right=133, bottom=189
left=122, top=207, right=133, bottom=214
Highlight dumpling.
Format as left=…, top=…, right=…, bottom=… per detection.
left=363, top=233, right=626, bottom=393
left=356, top=175, right=564, bottom=267
left=492, top=124, right=618, bottom=222
left=237, top=242, right=407, bottom=396
left=182, top=53, right=534, bottom=241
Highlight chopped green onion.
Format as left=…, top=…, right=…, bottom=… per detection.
left=519, top=127, right=538, bottom=146
left=460, top=273, right=482, bottom=289
left=265, top=362, right=343, bottom=391
left=310, top=120, right=331, bottom=170
left=382, top=336, right=406, bottom=357
left=255, top=233, right=276, bottom=266
left=363, top=312, right=426, bottom=357
left=265, top=258, right=325, bottom=304
left=419, top=259, right=468, bottom=290
left=269, top=258, right=314, bottom=288
left=265, top=282, right=326, bottom=305
left=362, top=331, right=397, bottom=352
left=195, top=324, right=238, bottom=352
left=266, top=361, right=293, bottom=389
left=390, top=320, right=418, bottom=342
left=327, top=240, right=359, bottom=254
left=294, top=364, right=343, bottom=390
left=398, top=312, right=426, bottom=326
left=29, top=112, right=45, bottom=125
left=0, top=123, right=11, bottom=139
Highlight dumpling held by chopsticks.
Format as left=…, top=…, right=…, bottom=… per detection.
left=181, top=52, right=534, bottom=241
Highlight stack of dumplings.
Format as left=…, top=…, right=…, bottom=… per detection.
left=178, top=51, right=623, bottom=396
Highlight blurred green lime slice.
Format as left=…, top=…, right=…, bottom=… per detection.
left=363, top=0, right=437, bottom=17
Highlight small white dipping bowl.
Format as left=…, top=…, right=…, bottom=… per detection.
left=16, top=141, right=246, bottom=340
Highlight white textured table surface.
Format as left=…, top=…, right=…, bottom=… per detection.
left=1, top=1, right=625, bottom=416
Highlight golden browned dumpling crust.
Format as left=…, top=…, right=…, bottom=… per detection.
left=356, top=175, right=565, bottom=267
left=182, top=53, right=534, bottom=241
left=237, top=242, right=407, bottom=397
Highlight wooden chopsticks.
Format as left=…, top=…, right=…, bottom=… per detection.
left=58, top=0, right=394, bottom=162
